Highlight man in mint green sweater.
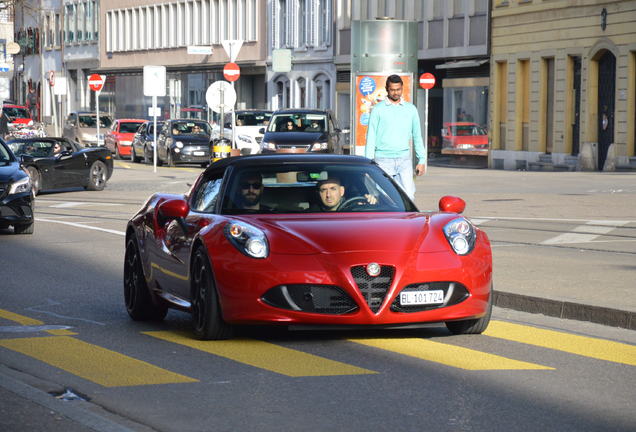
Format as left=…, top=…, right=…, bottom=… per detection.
left=365, top=75, right=426, bottom=200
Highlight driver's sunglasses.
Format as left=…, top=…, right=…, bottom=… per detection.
left=241, top=182, right=262, bottom=190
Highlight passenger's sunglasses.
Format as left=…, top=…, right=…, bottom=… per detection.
left=241, top=182, right=262, bottom=190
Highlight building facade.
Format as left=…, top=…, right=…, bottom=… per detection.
left=99, top=0, right=268, bottom=121
left=490, top=0, right=636, bottom=171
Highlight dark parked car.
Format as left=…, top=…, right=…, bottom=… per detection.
left=0, top=139, right=34, bottom=234
left=260, top=109, right=343, bottom=154
left=130, top=120, right=156, bottom=163
left=155, top=119, right=212, bottom=167
left=7, top=137, right=114, bottom=195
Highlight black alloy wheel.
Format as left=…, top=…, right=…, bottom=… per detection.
left=14, top=222, right=34, bottom=235
left=26, top=166, right=40, bottom=196
left=191, top=247, right=233, bottom=340
left=123, top=237, right=168, bottom=321
left=130, top=145, right=139, bottom=163
left=85, top=161, right=107, bottom=191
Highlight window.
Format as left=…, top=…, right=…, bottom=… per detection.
left=317, top=0, right=330, bottom=47
left=192, top=177, right=224, bottom=213
left=298, top=0, right=306, bottom=47
left=297, top=78, right=306, bottom=108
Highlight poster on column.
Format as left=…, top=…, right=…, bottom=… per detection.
left=354, top=73, right=412, bottom=151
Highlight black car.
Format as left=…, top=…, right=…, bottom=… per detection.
left=130, top=120, right=157, bottom=164
left=260, top=109, right=343, bottom=154
left=155, top=119, right=212, bottom=167
left=7, top=137, right=114, bottom=195
left=0, top=139, right=34, bottom=234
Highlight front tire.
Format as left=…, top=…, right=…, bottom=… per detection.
left=14, top=223, right=34, bottom=235
left=124, top=237, right=168, bottom=321
left=191, top=247, right=233, bottom=340
left=85, top=161, right=107, bottom=191
left=445, top=291, right=492, bottom=335
left=26, top=166, right=40, bottom=196
left=130, top=145, right=140, bottom=163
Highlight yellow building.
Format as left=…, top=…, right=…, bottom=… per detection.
left=489, top=0, right=636, bottom=171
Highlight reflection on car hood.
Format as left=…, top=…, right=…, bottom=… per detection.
left=263, top=131, right=326, bottom=144
left=0, top=161, right=23, bottom=182
left=254, top=214, right=433, bottom=254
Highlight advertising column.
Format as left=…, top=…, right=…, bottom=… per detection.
left=350, top=19, right=418, bottom=156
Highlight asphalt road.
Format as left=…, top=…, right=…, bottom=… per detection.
left=1, top=161, right=635, bottom=432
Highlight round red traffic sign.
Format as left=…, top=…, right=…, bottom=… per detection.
left=223, top=62, right=240, bottom=82
left=88, top=74, right=105, bottom=92
left=419, top=72, right=436, bottom=90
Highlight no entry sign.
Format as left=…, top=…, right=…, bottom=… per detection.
left=419, top=72, right=436, bottom=90
left=223, top=62, right=240, bottom=82
left=89, top=74, right=105, bottom=92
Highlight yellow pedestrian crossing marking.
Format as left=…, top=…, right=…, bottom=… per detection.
left=0, top=309, right=76, bottom=336
left=349, top=337, right=553, bottom=370
left=484, top=321, right=636, bottom=366
left=144, top=331, right=376, bottom=377
left=0, top=336, right=197, bottom=387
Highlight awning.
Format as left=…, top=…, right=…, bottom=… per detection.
left=436, top=59, right=489, bottom=69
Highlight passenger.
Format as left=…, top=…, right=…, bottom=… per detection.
left=192, top=125, right=204, bottom=134
left=285, top=120, right=296, bottom=131
left=316, top=178, right=377, bottom=211
left=305, top=120, right=322, bottom=132
left=237, top=172, right=268, bottom=211
left=172, top=127, right=180, bottom=135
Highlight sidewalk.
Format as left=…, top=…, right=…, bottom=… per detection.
left=418, top=163, right=636, bottom=330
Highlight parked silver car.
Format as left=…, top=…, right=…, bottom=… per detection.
left=63, top=112, right=114, bottom=147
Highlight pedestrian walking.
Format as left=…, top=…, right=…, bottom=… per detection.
left=0, top=102, right=9, bottom=140
left=26, top=87, right=38, bottom=121
left=365, top=74, right=426, bottom=200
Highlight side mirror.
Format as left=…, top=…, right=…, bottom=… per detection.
left=258, top=128, right=265, bottom=134
left=158, top=198, right=190, bottom=219
left=438, top=196, right=466, bottom=214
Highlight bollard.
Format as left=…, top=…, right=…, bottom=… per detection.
left=210, top=137, right=233, bottom=163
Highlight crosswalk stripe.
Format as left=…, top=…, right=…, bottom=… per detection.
left=541, top=220, right=629, bottom=245
left=0, top=336, right=198, bottom=387
left=0, top=309, right=76, bottom=336
left=484, top=321, right=636, bottom=366
left=348, top=338, right=553, bottom=371
left=144, top=331, right=376, bottom=377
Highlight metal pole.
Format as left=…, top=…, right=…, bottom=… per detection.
left=96, top=91, right=100, bottom=146
left=424, top=88, right=429, bottom=174
left=231, top=82, right=236, bottom=149
left=153, top=95, right=157, bottom=173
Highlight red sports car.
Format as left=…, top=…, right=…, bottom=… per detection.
left=441, top=122, right=489, bottom=152
left=104, top=119, right=146, bottom=158
left=124, top=154, right=492, bottom=339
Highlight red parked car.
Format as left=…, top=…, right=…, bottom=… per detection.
left=3, top=104, right=33, bottom=128
left=104, top=119, right=146, bottom=158
left=124, top=154, right=493, bottom=340
left=441, top=122, right=489, bottom=152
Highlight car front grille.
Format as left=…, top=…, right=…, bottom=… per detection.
left=277, top=144, right=311, bottom=150
left=0, top=182, right=7, bottom=200
left=261, top=284, right=358, bottom=315
left=351, top=265, right=395, bottom=313
left=390, top=282, right=470, bottom=313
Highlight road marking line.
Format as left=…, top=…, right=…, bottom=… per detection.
left=144, top=331, right=376, bottom=377
left=541, top=220, right=630, bottom=245
left=469, top=218, right=488, bottom=226
left=35, top=218, right=125, bottom=236
left=484, top=321, right=636, bottom=366
left=0, top=336, right=197, bottom=387
left=48, top=202, right=123, bottom=208
left=0, top=309, right=76, bottom=336
left=348, top=338, right=552, bottom=371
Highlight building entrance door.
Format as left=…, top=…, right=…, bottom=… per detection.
left=597, top=50, right=616, bottom=170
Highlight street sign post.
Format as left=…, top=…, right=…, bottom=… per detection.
left=89, top=74, right=106, bottom=146
left=143, top=66, right=167, bottom=172
left=419, top=73, right=436, bottom=173
left=206, top=81, right=237, bottom=150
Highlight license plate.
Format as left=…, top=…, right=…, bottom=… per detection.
left=193, top=151, right=205, bottom=156
left=399, top=290, right=444, bottom=306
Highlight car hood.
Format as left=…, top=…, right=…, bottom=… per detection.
left=243, top=213, right=450, bottom=254
left=263, top=131, right=326, bottom=144
left=174, top=135, right=210, bottom=145
left=235, top=126, right=265, bottom=137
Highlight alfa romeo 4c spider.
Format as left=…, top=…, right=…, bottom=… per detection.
left=124, top=154, right=492, bottom=340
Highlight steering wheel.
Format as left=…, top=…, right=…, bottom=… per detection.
left=338, top=196, right=369, bottom=211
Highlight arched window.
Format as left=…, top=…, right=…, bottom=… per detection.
left=313, top=74, right=330, bottom=110
left=297, top=78, right=306, bottom=108
left=273, top=75, right=290, bottom=109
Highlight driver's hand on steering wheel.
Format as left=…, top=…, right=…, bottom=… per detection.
left=364, top=194, right=378, bottom=205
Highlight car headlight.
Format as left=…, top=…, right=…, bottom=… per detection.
left=28, top=120, right=34, bottom=126
left=237, top=135, right=252, bottom=144
left=262, top=142, right=276, bottom=151
left=9, top=175, right=31, bottom=195
left=443, top=217, right=476, bottom=255
left=311, top=142, right=328, bottom=151
left=224, top=221, right=269, bottom=259
left=175, top=141, right=184, bottom=148
left=120, top=140, right=132, bottom=145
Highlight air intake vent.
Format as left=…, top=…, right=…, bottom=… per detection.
left=351, top=265, right=394, bottom=313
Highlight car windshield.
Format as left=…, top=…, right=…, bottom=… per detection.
left=171, top=121, right=211, bottom=135
left=0, top=142, right=13, bottom=161
left=450, top=125, right=487, bottom=136
left=120, top=122, right=144, bottom=133
left=268, top=113, right=327, bottom=133
left=221, top=162, right=416, bottom=215
left=8, top=140, right=66, bottom=157
left=3, top=107, right=31, bottom=119
left=235, top=112, right=272, bottom=127
left=78, top=115, right=113, bottom=128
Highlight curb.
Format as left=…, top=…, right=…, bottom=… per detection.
left=493, top=291, right=636, bottom=330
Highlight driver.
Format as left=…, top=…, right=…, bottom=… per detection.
left=237, top=171, right=269, bottom=211
left=317, top=178, right=377, bottom=211
left=51, top=142, right=63, bottom=156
